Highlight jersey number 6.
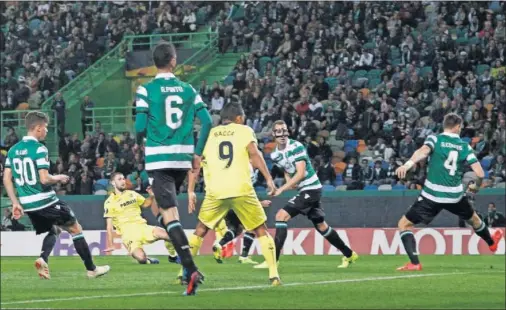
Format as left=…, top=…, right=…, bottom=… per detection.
left=219, top=141, right=234, bottom=168
left=165, top=95, right=183, bottom=129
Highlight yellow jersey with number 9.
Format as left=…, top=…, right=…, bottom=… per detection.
left=202, top=123, right=257, bottom=199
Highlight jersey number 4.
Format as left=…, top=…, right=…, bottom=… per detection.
left=165, top=95, right=183, bottom=129
left=12, top=158, right=37, bottom=186
left=443, top=150, right=458, bottom=176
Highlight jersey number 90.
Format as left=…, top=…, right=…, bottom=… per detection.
left=165, top=95, right=183, bottom=129
left=12, top=158, right=37, bottom=186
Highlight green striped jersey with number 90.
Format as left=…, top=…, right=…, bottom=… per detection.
left=135, top=72, right=206, bottom=171
left=421, top=132, right=478, bottom=204
left=5, top=136, right=58, bottom=211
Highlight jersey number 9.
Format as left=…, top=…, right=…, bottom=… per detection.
left=219, top=141, right=234, bottom=168
left=12, top=158, right=37, bottom=186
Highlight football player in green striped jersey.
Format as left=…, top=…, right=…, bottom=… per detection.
left=395, top=113, right=503, bottom=271
left=255, top=120, right=358, bottom=270
left=134, top=42, right=212, bottom=296
left=3, top=111, right=110, bottom=279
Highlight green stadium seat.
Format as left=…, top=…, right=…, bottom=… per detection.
left=468, top=36, right=480, bottom=45
left=363, top=42, right=375, bottom=50
left=421, top=66, right=433, bottom=77
left=324, top=77, right=338, bottom=90
left=456, top=37, right=468, bottom=46
left=367, top=78, right=381, bottom=89
left=367, top=69, right=383, bottom=79
left=354, top=70, right=367, bottom=78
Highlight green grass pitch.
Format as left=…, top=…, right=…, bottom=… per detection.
left=1, top=255, right=504, bottom=309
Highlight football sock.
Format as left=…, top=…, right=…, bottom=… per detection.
left=258, top=235, right=279, bottom=279
left=274, top=221, right=288, bottom=261
left=214, top=219, right=227, bottom=242
left=474, top=221, right=494, bottom=246
left=165, top=220, right=197, bottom=275
left=40, top=227, right=58, bottom=263
left=72, top=233, right=96, bottom=271
left=241, top=232, right=255, bottom=257
left=219, top=230, right=235, bottom=247
left=164, top=240, right=177, bottom=257
left=189, top=234, right=204, bottom=257
left=400, top=230, right=420, bottom=265
left=319, top=226, right=353, bottom=258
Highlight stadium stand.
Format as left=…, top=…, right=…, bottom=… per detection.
left=1, top=1, right=505, bottom=197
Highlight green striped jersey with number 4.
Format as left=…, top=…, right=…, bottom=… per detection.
left=422, top=132, right=478, bottom=203
left=135, top=72, right=206, bottom=171
left=5, top=136, right=58, bottom=211
left=270, top=139, right=322, bottom=192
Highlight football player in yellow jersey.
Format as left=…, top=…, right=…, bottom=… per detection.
left=185, top=102, right=281, bottom=286
left=103, top=172, right=177, bottom=264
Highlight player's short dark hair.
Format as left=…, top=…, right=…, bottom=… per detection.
left=152, top=42, right=176, bottom=69
left=110, top=172, right=124, bottom=181
left=272, top=120, right=287, bottom=129
left=443, top=113, right=463, bottom=129
left=25, top=111, right=49, bottom=130
left=220, top=103, right=244, bottom=122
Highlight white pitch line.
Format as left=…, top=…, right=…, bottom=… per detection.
left=0, top=272, right=465, bottom=306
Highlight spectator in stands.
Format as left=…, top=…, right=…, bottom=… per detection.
left=52, top=92, right=66, bottom=138
left=3, top=127, right=19, bottom=150
left=484, top=202, right=505, bottom=228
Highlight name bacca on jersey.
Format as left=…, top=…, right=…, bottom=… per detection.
left=135, top=72, right=205, bottom=171
left=421, top=132, right=478, bottom=203
left=270, top=139, right=322, bottom=192
left=5, top=136, right=58, bottom=211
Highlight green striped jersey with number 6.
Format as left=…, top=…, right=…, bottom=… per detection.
left=421, top=132, right=478, bottom=204
left=135, top=73, right=206, bottom=171
left=5, top=136, right=58, bottom=211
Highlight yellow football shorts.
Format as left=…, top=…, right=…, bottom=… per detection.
left=120, top=224, right=158, bottom=253
left=198, top=195, right=267, bottom=231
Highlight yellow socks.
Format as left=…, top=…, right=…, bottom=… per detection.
left=214, top=219, right=227, bottom=243
left=164, top=240, right=177, bottom=257
left=189, top=234, right=204, bottom=257
left=258, top=234, right=279, bottom=279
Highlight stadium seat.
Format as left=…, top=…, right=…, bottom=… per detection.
left=344, top=140, right=358, bottom=149
left=381, top=161, right=389, bottom=170
left=461, top=137, right=471, bottom=144
left=94, top=179, right=109, bottom=192
left=364, top=185, right=378, bottom=190
left=476, top=64, right=490, bottom=75
left=480, top=158, right=492, bottom=170
left=322, top=185, right=335, bottom=192
left=94, top=189, right=108, bottom=195
left=392, top=184, right=406, bottom=190
left=378, top=184, right=392, bottom=191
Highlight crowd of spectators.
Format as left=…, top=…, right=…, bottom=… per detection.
left=0, top=1, right=222, bottom=111
left=1, top=1, right=505, bottom=197
left=201, top=1, right=506, bottom=191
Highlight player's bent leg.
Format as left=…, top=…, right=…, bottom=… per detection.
left=62, top=221, right=110, bottom=277
left=313, top=219, right=358, bottom=268
left=131, top=247, right=159, bottom=264
left=465, top=211, right=502, bottom=252
left=274, top=208, right=292, bottom=262
left=238, top=231, right=258, bottom=264
left=35, top=226, right=61, bottom=279
left=397, top=215, right=422, bottom=271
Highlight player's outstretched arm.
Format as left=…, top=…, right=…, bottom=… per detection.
left=187, top=168, right=200, bottom=214
left=396, top=145, right=432, bottom=179
left=277, top=161, right=306, bottom=195
left=194, top=108, right=213, bottom=157
left=38, top=169, right=69, bottom=185
left=247, top=142, right=276, bottom=194
left=104, top=218, right=115, bottom=252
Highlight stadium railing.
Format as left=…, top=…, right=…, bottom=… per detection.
left=84, top=107, right=134, bottom=135
left=0, top=110, right=59, bottom=158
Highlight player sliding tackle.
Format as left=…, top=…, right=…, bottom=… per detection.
left=2, top=111, right=109, bottom=279
left=255, top=120, right=358, bottom=269
left=103, top=172, right=178, bottom=264
left=134, top=42, right=212, bottom=295
left=395, top=113, right=503, bottom=271
left=186, top=103, right=281, bottom=286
